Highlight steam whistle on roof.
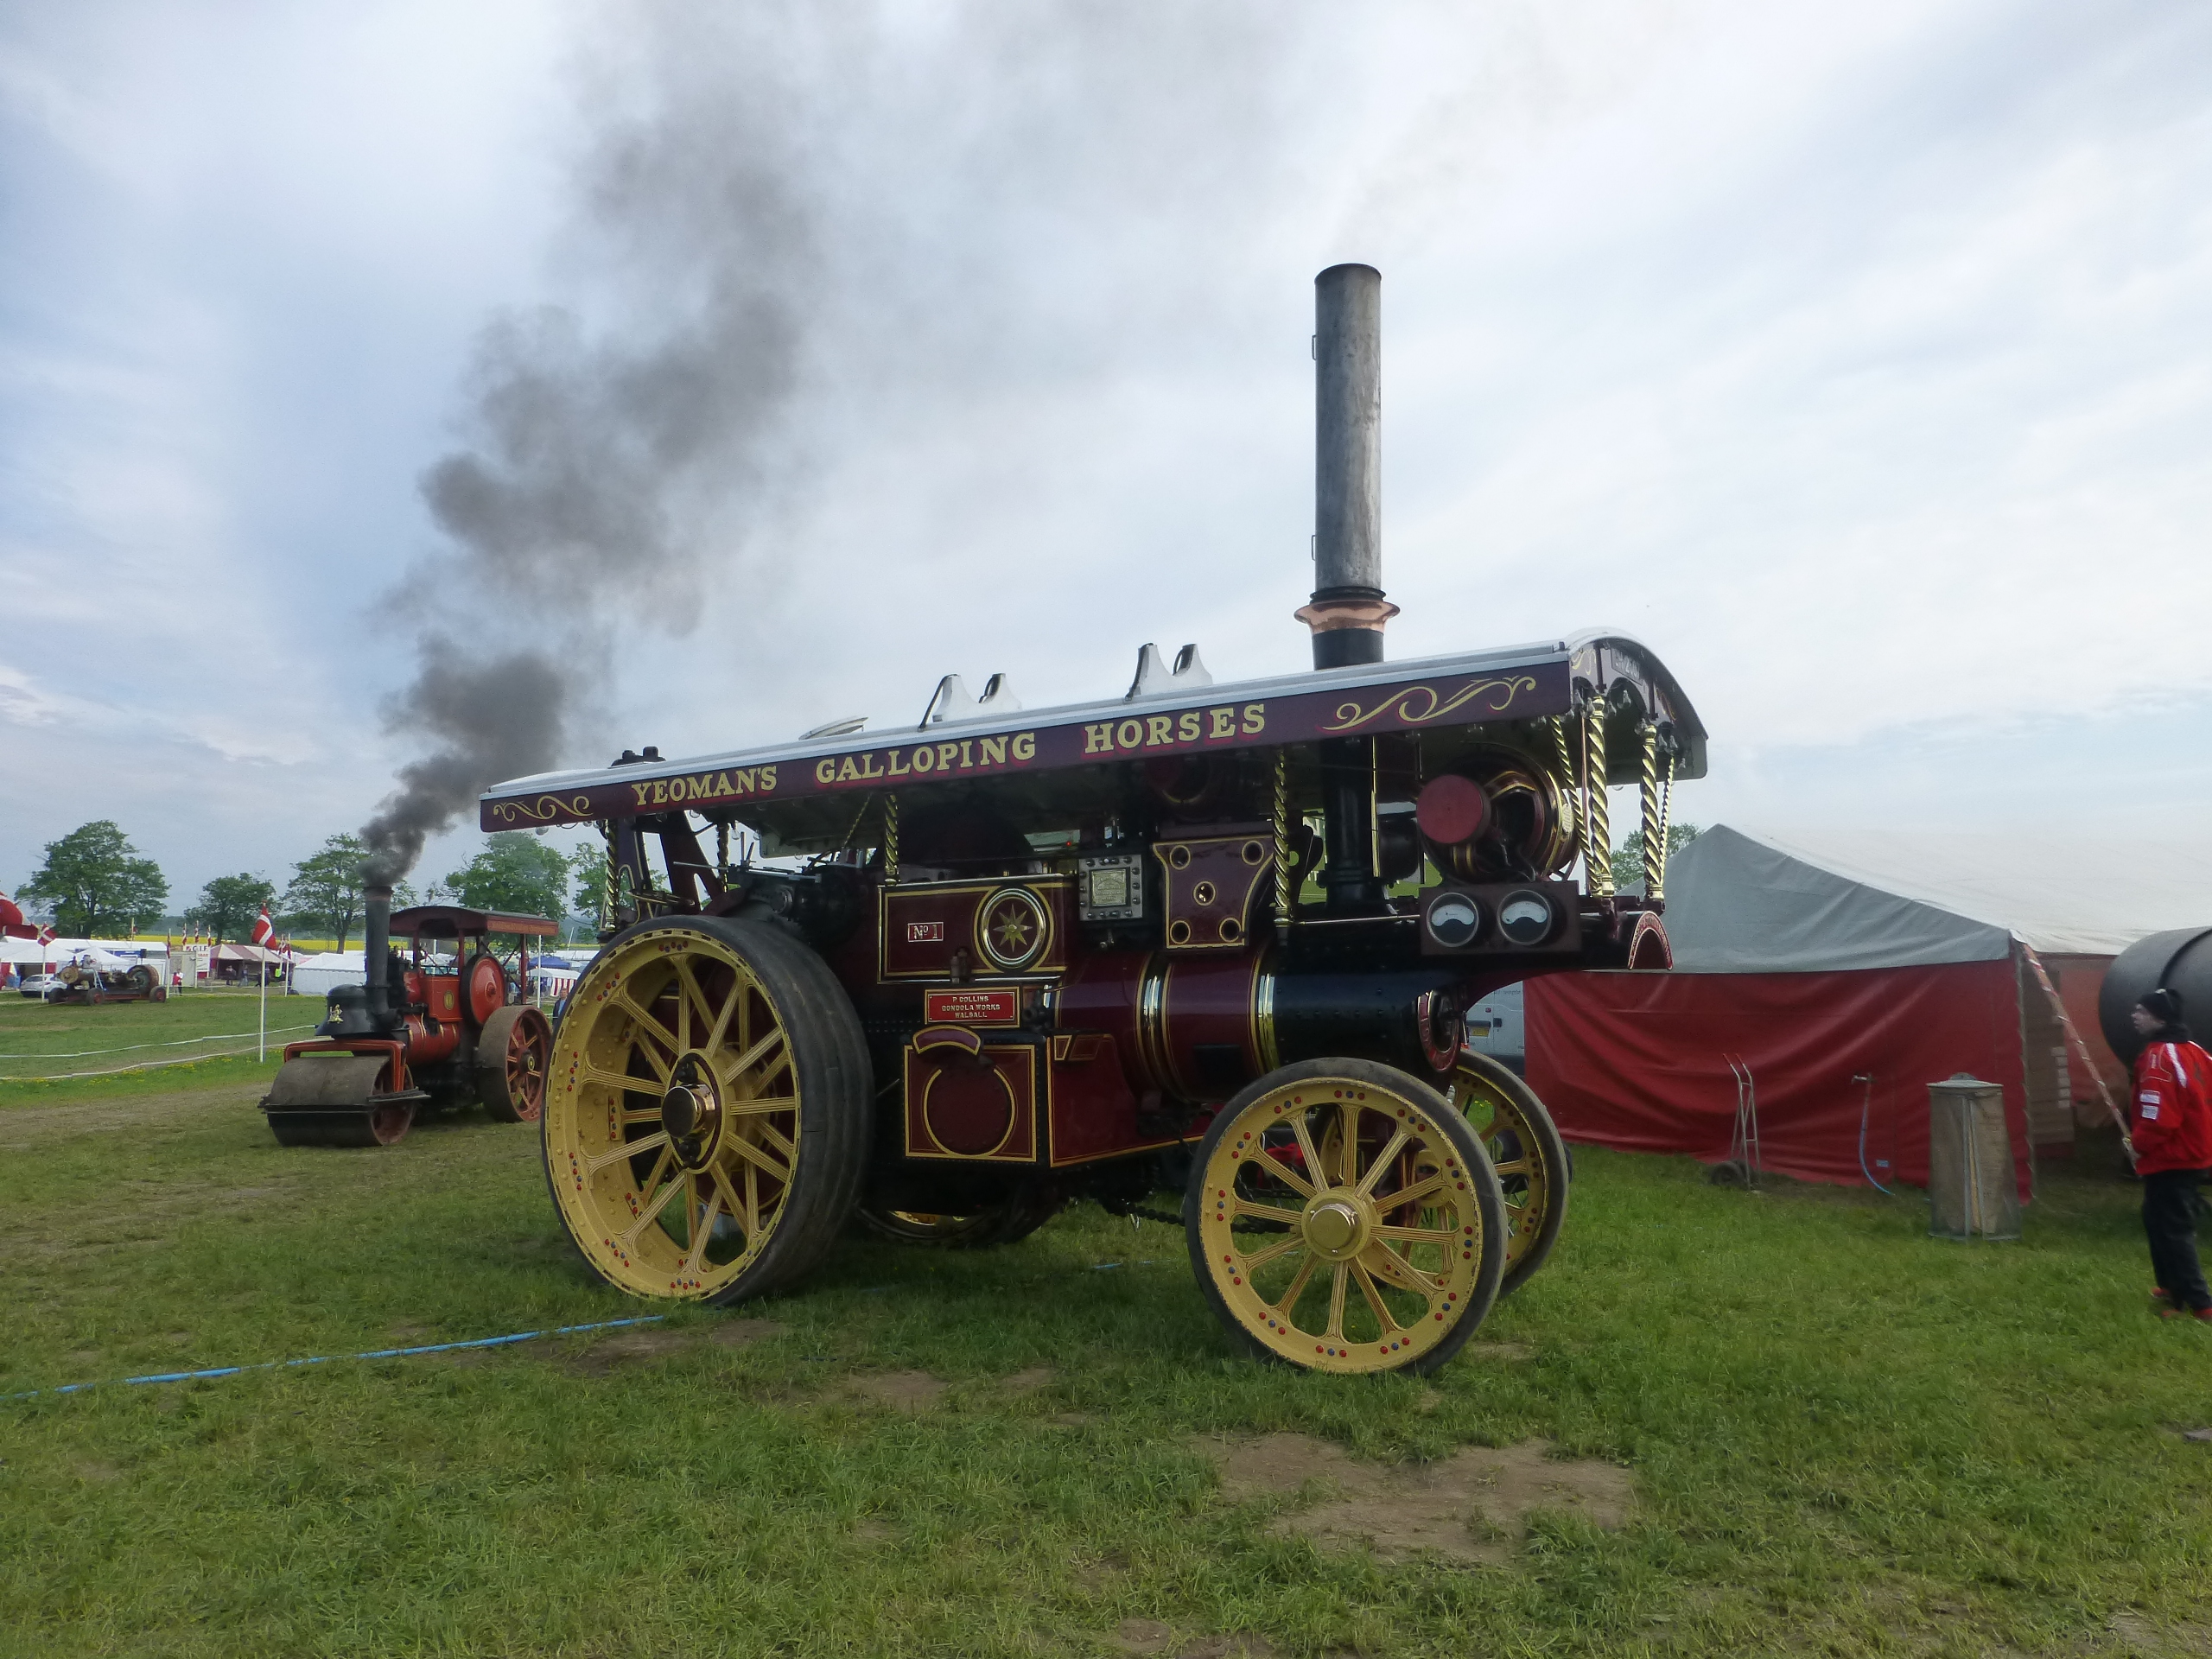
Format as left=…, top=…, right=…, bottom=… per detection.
left=919, top=671, right=1023, bottom=729
left=1126, top=642, right=1212, bottom=700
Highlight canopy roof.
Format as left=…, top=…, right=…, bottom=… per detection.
left=1664, top=823, right=2212, bottom=970
left=478, top=632, right=1706, bottom=845
left=390, top=906, right=558, bottom=940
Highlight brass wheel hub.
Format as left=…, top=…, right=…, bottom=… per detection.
left=661, top=1054, right=722, bottom=1169
left=1301, top=1192, right=1371, bottom=1261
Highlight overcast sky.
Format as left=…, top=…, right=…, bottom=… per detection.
left=3, top=0, right=2208, bottom=912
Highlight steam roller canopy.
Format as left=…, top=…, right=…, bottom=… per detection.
left=263, top=1055, right=416, bottom=1147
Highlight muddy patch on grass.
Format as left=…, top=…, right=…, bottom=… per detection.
left=1104, top=1624, right=1278, bottom=1658
left=2105, top=1610, right=2212, bottom=1656
left=1465, top=1340, right=1533, bottom=1362
left=562, top=1319, right=784, bottom=1376
left=845, top=1370, right=947, bottom=1413
left=1109, top=1618, right=1176, bottom=1655
left=1001, top=1364, right=1056, bottom=1397
left=1195, top=1432, right=1631, bottom=1565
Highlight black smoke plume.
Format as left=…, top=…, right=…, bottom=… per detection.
left=357, top=1, right=1303, bottom=887
left=360, top=646, right=568, bottom=887
left=359, top=10, right=817, bottom=885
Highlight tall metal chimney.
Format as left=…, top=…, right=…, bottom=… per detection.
left=1299, top=263, right=1397, bottom=669
left=1302, top=264, right=1393, bottom=915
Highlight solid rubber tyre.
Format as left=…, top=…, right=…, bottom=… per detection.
left=541, top=914, right=870, bottom=1305
left=1446, top=1050, right=1571, bottom=1297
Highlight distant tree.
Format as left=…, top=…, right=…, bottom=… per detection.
left=444, top=832, right=568, bottom=920
left=282, top=833, right=367, bottom=950
left=1610, top=823, right=1701, bottom=896
left=187, top=873, right=277, bottom=942
left=18, top=821, right=169, bottom=938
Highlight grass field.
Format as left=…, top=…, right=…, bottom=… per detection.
left=3, top=1083, right=2210, bottom=1658
left=0, top=988, right=315, bottom=1102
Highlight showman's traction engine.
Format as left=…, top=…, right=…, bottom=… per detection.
left=475, top=265, right=1708, bottom=1375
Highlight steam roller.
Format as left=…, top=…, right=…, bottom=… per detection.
left=261, top=901, right=556, bottom=1147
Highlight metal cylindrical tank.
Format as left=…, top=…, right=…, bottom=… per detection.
left=1927, top=1074, right=2020, bottom=1242
left=2099, top=927, right=2212, bottom=1066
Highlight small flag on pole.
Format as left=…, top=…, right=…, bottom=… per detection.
left=251, top=908, right=276, bottom=950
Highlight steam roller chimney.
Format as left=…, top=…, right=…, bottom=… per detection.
left=363, top=885, right=393, bottom=1024
left=1299, top=262, right=1397, bottom=669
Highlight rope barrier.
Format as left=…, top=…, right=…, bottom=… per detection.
left=0, top=1023, right=321, bottom=1063
left=3, top=1315, right=668, bottom=1402
left=0, top=1041, right=315, bottom=1083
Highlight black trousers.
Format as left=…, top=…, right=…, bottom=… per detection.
left=2143, top=1169, right=2211, bottom=1312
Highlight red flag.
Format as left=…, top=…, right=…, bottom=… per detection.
left=250, top=908, right=275, bottom=949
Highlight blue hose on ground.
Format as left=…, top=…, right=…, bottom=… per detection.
left=3, top=1314, right=667, bottom=1403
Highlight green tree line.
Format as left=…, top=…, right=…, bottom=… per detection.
left=12, top=823, right=588, bottom=945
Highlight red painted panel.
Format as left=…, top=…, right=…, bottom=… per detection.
left=903, top=1043, right=1038, bottom=1163
left=1046, top=1035, right=1178, bottom=1166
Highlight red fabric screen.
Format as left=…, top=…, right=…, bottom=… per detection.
left=1525, top=957, right=2032, bottom=1199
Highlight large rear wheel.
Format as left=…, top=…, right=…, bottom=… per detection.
left=1445, top=1050, right=1569, bottom=1296
left=543, top=916, right=870, bottom=1304
left=1185, top=1058, right=1506, bottom=1375
left=477, top=1004, right=552, bottom=1123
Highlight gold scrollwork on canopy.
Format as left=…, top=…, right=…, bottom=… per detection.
left=489, top=793, right=595, bottom=826
left=1322, top=675, right=1538, bottom=733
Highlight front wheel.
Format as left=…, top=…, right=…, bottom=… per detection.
left=1185, top=1058, right=1507, bottom=1375
left=1445, top=1051, right=1570, bottom=1297
left=542, top=916, right=871, bottom=1304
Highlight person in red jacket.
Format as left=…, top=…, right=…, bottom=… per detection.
left=2131, top=988, right=2212, bottom=1319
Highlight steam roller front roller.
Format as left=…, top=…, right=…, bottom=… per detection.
left=1185, top=1058, right=1508, bottom=1375
left=263, top=1055, right=423, bottom=1147
left=1444, top=1050, right=1571, bottom=1297
left=476, top=1004, right=553, bottom=1123
left=543, top=915, right=871, bottom=1303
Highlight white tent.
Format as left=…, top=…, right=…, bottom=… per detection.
left=289, top=952, right=365, bottom=997
left=0, top=938, right=56, bottom=965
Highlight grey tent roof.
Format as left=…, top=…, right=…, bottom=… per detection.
left=1663, top=828, right=2011, bottom=972
left=1658, top=823, right=2212, bottom=971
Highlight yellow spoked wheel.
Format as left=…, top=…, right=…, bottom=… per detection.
left=1445, top=1050, right=1571, bottom=1297
left=1185, top=1058, right=1507, bottom=1375
left=543, top=916, right=870, bottom=1304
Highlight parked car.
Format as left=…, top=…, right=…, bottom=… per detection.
left=17, top=975, right=54, bottom=999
